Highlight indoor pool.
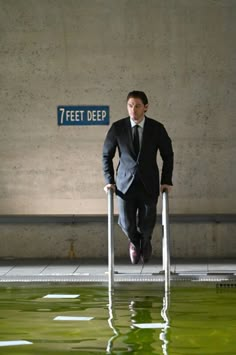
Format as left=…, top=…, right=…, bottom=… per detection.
left=0, top=283, right=235, bottom=354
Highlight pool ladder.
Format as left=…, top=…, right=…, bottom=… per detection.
left=162, top=189, right=171, bottom=292
left=107, top=188, right=171, bottom=292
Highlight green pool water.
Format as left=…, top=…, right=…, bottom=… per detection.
left=0, top=284, right=236, bottom=354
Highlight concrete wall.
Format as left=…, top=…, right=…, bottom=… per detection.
left=0, top=220, right=235, bottom=259
left=0, top=0, right=235, bottom=258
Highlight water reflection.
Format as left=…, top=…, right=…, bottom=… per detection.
left=106, top=288, right=170, bottom=354
left=160, top=291, right=170, bottom=355
left=129, top=297, right=157, bottom=354
left=106, top=291, right=120, bottom=354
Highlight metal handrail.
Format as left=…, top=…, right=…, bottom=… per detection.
left=162, top=189, right=171, bottom=292
left=107, top=187, right=170, bottom=291
left=106, top=289, right=119, bottom=353
left=160, top=290, right=170, bottom=355
left=107, top=188, right=114, bottom=292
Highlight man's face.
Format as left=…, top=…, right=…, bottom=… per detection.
left=127, top=97, right=148, bottom=124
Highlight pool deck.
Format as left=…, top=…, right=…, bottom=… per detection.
left=0, top=258, right=236, bottom=284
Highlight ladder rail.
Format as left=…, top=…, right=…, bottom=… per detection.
left=162, top=189, right=171, bottom=292
left=107, top=188, right=114, bottom=292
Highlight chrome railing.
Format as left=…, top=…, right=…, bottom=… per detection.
left=107, top=187, right=171, bottom=292
left=162, top=189, right=171, bottom=292
left=107, top=188, right=114, bottom=292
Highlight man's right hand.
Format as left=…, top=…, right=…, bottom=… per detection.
left=104, top=184, right=116, bottom=193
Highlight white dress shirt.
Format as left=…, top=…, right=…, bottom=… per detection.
left=130, top=117, right=145, bottom=148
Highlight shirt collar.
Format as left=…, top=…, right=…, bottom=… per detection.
left=130, top=116, right=145, bottom=128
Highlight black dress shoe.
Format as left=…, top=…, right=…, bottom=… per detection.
left=141, top=239, right=152, bottom=263
left=129, top=242, right=141, bottom=264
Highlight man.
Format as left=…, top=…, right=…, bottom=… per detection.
left=103, top=91, right=174, bottom=264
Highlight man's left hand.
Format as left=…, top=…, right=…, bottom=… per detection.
left=160, top=184, right=172, bottom=194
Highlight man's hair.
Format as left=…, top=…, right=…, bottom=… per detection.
left=126, top=91, right=148, bottom=106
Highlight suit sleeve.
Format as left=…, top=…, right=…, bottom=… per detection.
left=158, top=125, right=174, bottom=185
left=102, top=124, right=117, bottom=184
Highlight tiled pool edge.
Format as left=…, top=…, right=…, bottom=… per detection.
left=1, top=273, right=236, bottom=285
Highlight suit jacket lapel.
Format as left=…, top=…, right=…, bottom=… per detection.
left=139, top=117, right=149, bottom=157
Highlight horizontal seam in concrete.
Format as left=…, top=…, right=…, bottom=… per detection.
left=0, top=214, right=235, bottom=224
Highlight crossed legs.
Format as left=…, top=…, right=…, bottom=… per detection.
left=117, top=181, right=157, bottom=263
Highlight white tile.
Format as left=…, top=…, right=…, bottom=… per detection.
left=174, top=264, right=208, bottom=272
left=0, top=340, right=33, bottom=347
left=207, top=264, right=236, bottom=272
left=54, top=316, right=94, bottom=321
left=75, top=266, right=106, bottom=274
left=134, top=323, right=167, bottom=329
left=6, top=266, right=46, bottom=276
left=0, top=267, right=15, bottom=276
left=43, top=294, right=80, bottom=299
left=40, top=265, right=78, bottom=275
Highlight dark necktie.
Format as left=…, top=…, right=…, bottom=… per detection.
left=133, top=125, right=140, bottom=157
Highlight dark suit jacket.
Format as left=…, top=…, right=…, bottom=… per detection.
left=103, top=116, right=174, bottom=198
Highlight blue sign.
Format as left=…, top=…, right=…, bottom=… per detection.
left=57, top=105, right=109, bottom=126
